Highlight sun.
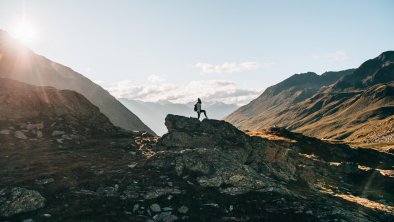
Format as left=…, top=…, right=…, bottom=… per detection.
left=11, top=21, right=38, bottom=45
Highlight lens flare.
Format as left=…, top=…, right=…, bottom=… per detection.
left=11, top=22, right=38, bottom=45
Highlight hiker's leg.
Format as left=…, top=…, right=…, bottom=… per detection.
left=197, top=111, right=201, bottom=119
left=201, top=110, right=207, bottom=118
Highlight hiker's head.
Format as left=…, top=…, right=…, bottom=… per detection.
left=198, top=98, right=201, bottom=103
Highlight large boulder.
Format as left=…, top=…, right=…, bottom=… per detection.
left=0, top=187, right=46, bottom=217
left=157, top=115, right=253, bottom=163
left=147, top=115, right=302, bottom=195
left=160, top=115, right=250, bottom=149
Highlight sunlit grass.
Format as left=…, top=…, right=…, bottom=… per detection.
left=335, top=194, right=394, bottom=214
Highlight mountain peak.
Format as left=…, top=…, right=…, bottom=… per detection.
left=377, top=50, right=394, bottom=62
left=0, top=29, right=29, bottom=50
left=226, top=51, right=394, bottom=144
left=330, top=50, right=394, bottom=91
left=0, top=33, right=155, bottom=135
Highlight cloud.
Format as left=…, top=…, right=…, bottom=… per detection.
left=312, top=51, right=348, bottom=61
left=106, top=80, right=261, bottom=106
left=148, top=74, right=166, bottom=83
left=195, top=61, right=261, bottom=74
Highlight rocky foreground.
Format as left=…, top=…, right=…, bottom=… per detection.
left=1, top=114, right=394, bottom=221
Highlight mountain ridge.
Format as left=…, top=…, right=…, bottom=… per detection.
left=225, top=69, right=354, bottom=127
left=0, top=30, right=155, bottom=135
left=226, top=51, right=394, bottom=144
left=331, top=51, right=394, bottom=91
left=0, top=77, right=119, bottom=138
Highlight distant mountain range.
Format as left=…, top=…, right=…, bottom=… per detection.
left=120, top=99, right=238, bottom=135
left=0, top=30, right=155, bottom=135
left=226, top=51, right=394, bottom=144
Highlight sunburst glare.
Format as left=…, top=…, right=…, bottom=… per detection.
left=11, top=21, right=38, bottom=45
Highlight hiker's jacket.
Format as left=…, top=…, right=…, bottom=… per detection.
left=196, top=103, right=201, bottom=112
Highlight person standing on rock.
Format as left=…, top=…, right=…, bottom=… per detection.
left=194, top=98, right=208, bottom=120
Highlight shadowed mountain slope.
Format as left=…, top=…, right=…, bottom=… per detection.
left=0, top=30, right=155, bottom=135
left=0, top=78, right=118, bottom=137
left=332, top=51, right=394, bottom=91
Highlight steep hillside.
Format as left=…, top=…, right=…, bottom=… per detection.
left=120, top=99, right=238, bottom=135
left=226, top=51, right=394, bottom=144
left=0, top=30, right=154, bottom=135
left=0, top=78, right=118, bottom=139
left=332, top=51, right=394, bottom=91
left=225, top=69, right=354, bottom=129
left=277, top=81, right=394, bottom=143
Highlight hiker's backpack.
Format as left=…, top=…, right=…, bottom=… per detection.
left=194, top=103, right=198, bottom=112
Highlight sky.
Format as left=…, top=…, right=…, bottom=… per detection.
left=0, top=0, right=393, bottom=105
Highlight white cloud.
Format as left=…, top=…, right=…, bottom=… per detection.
left=148, top=74, right=166, bottom=83
left=106, top=80, right=261, bottom=106
left=312, top=51, right=348, bottom=61
left=195, top=61, right=261, bottom=74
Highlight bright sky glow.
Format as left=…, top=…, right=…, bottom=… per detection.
left=11, top=21, right=37, bottom=44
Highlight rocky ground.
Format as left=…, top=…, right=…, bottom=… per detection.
left=1, top=115, right=394, bottom=221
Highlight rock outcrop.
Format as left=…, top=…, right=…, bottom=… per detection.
left=0, top=187, right=46, bottom=217
left=119, top=98, right=238, bottom=136
left=148, top=115, right=394, bottom=201
left=149, top=116, right=301, bottom=194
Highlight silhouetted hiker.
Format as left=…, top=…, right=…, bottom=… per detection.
left=194, top=98, right=208, bottom=120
